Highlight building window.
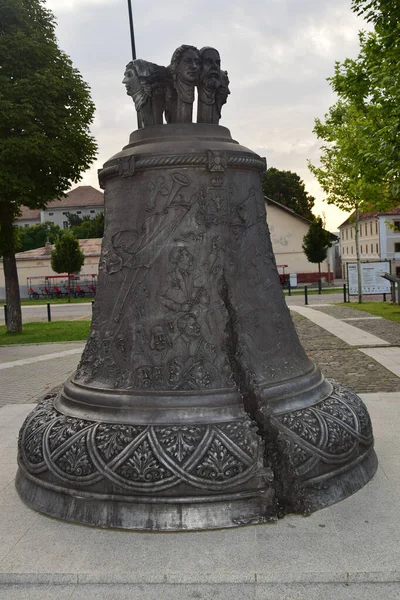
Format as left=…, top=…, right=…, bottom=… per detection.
left=395, top=243, right=400, bottom=252
left=48, top=212, right=53, bottom=216
left=77, top=211, right=81, bottom=214
left=90, top=210, right=95, bottom=214
left=376, top=222, right=378, bottom=234
left=346, top=229, right=348, bottom=240
left=376, top=244, right=378, bottom=253
left=365, top=224, right=368, bottom=236
left=361, top=245, right=363, bottom=254
left=24, top=224, right=29, bottom=228
left=351, top=228, right=353, bottom=239
left=351, top=246, right=353, bottom=254
left=63, top=212, right=68, bottom=216
left=370, top=223, right=372, bottom=235
left=63, top=221, right=69, bottom=229
left=394, top=221, right=400, bottom=232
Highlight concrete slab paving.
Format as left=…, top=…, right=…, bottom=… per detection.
left=289, top=306, right=390, bottom=347
left=360, top=347, right=400, bottom=378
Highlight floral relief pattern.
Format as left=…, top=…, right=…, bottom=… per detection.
left=18, top=395, right=261, bottom=493
left=273, top=380, right=374, bottom=482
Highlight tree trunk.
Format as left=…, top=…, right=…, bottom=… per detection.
left=68, top=273, right=71, bottom=303
left=355, top=204, right=362, bottom=304
left=2, top=219, right=22, bottom=332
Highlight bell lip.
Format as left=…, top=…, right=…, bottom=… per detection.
left=257, top=365, right=333, bottom=415
left=54, top=377, right=247, bottom=425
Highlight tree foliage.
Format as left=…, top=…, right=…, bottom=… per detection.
left=0, top=0, right=97, bottom=330
left=51, top=231, right=84, bottom=301
left=67, top=211, right=104, bottom=239
left=309, top=0, right=400, bottom=211
left=302, top=217, right=332, bottom=274
left=17, top=222, right=63, bottom=252
left=262, top=168, right=315, bottom=220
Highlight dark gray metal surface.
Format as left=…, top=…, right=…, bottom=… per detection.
left=16, top=49, right=377, bottom=530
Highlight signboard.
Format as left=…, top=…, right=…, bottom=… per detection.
left=289, top=273, right=298, bottom=288
left=347, top=262, right=391, bottom=295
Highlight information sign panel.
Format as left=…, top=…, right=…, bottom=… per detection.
left=347, top=262, right=391, bottom=295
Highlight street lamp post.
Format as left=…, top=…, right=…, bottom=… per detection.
left=127, top=0, right=136, bottom=60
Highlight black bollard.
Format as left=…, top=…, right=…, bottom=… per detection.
left=47, top=303, right=51, bottom=322
left=343, top=283, right=347, bottom=303
left=3, top=304, right=7, bottom=326
left=288, top=280, right=291, bottom=296
left=383, top=293, right=386, bottom=302
left=304, top=286, right=308, bottom=305
left=318, top=278, right=322, bottom=295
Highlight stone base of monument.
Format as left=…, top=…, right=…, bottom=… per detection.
left=16, top=379, right=377, bottom=530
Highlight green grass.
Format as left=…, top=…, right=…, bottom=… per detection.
left=0, top=320, right=91, bottom=345
left=336, top=301, right=400, bottom=323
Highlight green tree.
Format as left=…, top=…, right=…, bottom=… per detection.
left=302, top=217, right=332, bottom=279
left=308, top=0, right=399, bottom=301
left=0, top=0, right=97, bottom=331
left=70, top=212, right=104, bottom=239
left=262, top=168, right=315, bottom=220
left=17, top=222, right=63, bottom=252
left=51, top=231, right=84, bottom=302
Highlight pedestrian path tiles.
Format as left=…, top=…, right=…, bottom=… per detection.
left=289, top=306, right=389, bottom=347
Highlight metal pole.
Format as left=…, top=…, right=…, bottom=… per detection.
left=304, top=286, right=308, bottom=305
left=127, top=0, right=136, bottom=60
left=318, top=278, right=322, bottom=295
left=3, top=304, right=7, bottom=326
left=343, top=283, right=347, bottom=303
left=47, top=303, right=51, bottom=322
left=288, top=280, right=291, bottom=297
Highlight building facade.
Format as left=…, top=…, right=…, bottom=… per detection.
left=266, top=198, right=336, bottom=283
left=339, top=207, right=400, bottom=278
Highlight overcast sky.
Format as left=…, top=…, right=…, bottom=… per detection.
left=46, top=0, right=367, bottom=231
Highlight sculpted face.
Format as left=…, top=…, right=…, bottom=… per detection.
left=177, top=248, right=193, bottom=272
left=183, top=315, right=201, bottom=338
left=177, top=48, right=201, bottom=85
left=152, top=327, right=167, bottom=352
left=201, top=48, right=221, bottom=83
left=122, top=66, right=136, bottom=96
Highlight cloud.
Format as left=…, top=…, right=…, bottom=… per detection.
left=45, top=0, right=367, bottom=229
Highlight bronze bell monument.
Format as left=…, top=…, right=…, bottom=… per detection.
left=16, top=45, right=377, bottom=530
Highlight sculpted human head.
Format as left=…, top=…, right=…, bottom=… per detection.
left=122, top=61, right=137, bottom=96
left=177, top=313, right=201, bottom=338
left=199, top=47, right=221, bottom=89
left=170, top=45, right=201, bottom=86
left=169, top=246, right=193, bottom=272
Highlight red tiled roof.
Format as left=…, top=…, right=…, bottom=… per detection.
left=18, top=207, right=41, bottom=220
left=339, top=205, right=400, bottom=228
left=47, top=186, right=104, bottom=208
left=15, top=238, right=102, bottom=260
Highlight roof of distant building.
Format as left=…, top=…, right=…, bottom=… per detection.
left=46, top=186, right=104, bottom=209
left=17, top=186, right=104, bottom=222
left=339, top=206, right=400, bottom=228
left=14, top=238, right=102, bottom=261
left=19, top=207, right=41, bottom=220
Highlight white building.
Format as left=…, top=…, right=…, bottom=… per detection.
left=16, top=186, right=104, bottom=229
left=339, top=207, right=400, bottom=278
left=266, top=198, right=337, bottom=283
